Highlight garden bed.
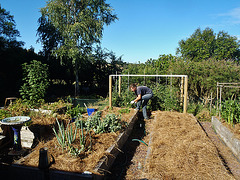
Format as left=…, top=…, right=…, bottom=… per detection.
left=143, top=111, right=234, bottom=179
left=8, top=107, right=137, bottom=179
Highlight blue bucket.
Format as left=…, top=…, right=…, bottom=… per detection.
left=87, top=108, right=95, bottom=116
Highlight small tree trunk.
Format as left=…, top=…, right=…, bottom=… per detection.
left=75, top=63, right=80, bottom=97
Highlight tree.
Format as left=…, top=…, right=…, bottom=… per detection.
left=169, top=58, right=240, bottom=103
left=215, top=31, right=240, bottom=61
left=145, top=54, right=177, bottom=74
left=39, top=0, right=118, bottom=96
left=85, top=46, right=124, bottom=95
left=0, top=5, right=24, bottom=49
left=37, top=15, right=62, bottom=58
left=176, top=27, right=240, bottom=62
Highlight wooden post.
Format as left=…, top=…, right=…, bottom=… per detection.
left=144, top=69, right=146, bottom=85
left=210, top=92, right=213, bottom=114
left=217, top=82, right=219, bottom=113
left=219, top=85, right=222, bottom=118
left=183, top=76, right=188, bottom=113
left=128, top=72, right=129, bottom=91
left=109, top=76, right=112, bottom=108
left=115, top=71, right=117, bottom=92
left=180, top=77, right=184, bottom=107
left=118, top=76, right=121, bottom=96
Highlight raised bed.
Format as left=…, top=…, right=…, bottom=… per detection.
left=1, top=108, right=138, bottom=180
left=212, top=116, right=240, bottom=160
left=143, top=111, right=234, bottom=179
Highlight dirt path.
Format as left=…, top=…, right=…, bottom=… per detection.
left=201, top=121, right=240, bottom=179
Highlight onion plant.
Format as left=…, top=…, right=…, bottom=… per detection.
left=52, top=119, right=66, bottom=151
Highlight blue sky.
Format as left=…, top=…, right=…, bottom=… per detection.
left=1, top=0, right=240, bottom=63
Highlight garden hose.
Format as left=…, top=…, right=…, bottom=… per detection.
left=132, top=139, right=148, bottom=146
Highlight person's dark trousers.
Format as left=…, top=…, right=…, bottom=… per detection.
left=136, top=93, right=153, bottom=119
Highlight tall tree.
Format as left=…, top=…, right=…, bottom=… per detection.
left=177, top=27, right=240, bottom=62
left=0, top=5, right=24, bottom=49
left=39, top=0, right=118, bottom=96
left=37, top=15, right=62, bottom=58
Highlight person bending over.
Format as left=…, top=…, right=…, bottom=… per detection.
left=130, top=83, right=153, bottom=120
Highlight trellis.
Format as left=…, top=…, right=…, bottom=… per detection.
left=217, top=82, right=240, bottom=117
left=109, top=74, right=188, bottom=113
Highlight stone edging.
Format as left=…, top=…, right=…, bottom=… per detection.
left=211, top=116, right=240, bottom=160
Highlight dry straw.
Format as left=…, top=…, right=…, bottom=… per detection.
left=144, top=111, right=234, bottom=179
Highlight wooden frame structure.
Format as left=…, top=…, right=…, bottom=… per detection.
left=109, top=74, right=188, bottom=113
left=217, top=82, right=240, bottom=117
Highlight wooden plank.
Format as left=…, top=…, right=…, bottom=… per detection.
left=94, top=110, right=139, bottom=175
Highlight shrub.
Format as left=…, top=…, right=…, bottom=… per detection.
left=19, top=60, right=49, bottom=106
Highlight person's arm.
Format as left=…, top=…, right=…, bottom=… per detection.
left=134, top=94, right=141, bottom=102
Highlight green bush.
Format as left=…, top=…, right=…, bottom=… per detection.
left=149, top=84, right=180, bottom=111
left=19, top=60, right=49, bottom=106
left=66, top=104, right=85, bottom=118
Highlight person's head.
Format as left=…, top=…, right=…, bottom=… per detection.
left=130, top=83, right=137, bottom=92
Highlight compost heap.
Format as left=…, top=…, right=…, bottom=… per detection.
left=144, top=111, right=234, bottom=179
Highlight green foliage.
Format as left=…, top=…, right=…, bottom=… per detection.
left=122, top=55, right=176, bottom=85
left=66, top=104, right=85, bottom=118
left=53, top=110, right=124, bottom=156
left=84, top=111, right=125, bottom=134
left=0, top=5, right=24, bottom=48
left=118, top=108, right=130, bottom=114
left=0, top=109, right=11, bottom=119
left=52, top=118, right=90, bottom=156
left=102, top=113, right=125, bottom=133
left=52, top=119, right=67, bottom=151
left=145, top=54, right=177, bottom=74
left=169, top=59, right=240, bottom=102
left=111, top=81, right=180, bottom=112
left=112, top=90, right=135, bottom=108
left=177, top=27, right=240, bottom=62
left=221, top=97, right=240, bottom=125
left=7, top=99, right=31, bottom=116
left=88, top=47, right=124, bottom=93
left=40, top=0, right=118, bottom=96
left=148, top=84, right=180, bottom=111
left=40, top=99, right=71, bottom=113
left=187, top=102, right=204, bottom=116
left=19, top=60, right=49, bottom=106
left=37, top=15, right=61, bottom=57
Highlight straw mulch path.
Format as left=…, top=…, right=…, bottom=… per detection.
left=143, top=111, right=234, bottom=179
